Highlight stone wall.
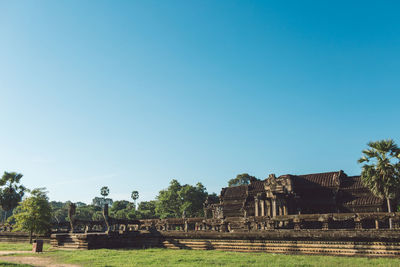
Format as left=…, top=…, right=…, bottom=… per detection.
left=0, top=232, right=50, bottom=243
left=51, top=211, right=400, bottom=257
left=51, top=229, right=400, bottom=257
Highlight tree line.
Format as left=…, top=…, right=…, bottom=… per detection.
left=50, top=179, right=218, bottom=223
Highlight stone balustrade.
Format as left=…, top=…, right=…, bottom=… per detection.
left=51, top=211, right=400, bottom=234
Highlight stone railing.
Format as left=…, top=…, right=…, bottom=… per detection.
left=138, top=212, right=400, bottom=233
left=51, top=218, right=142, bottom=234
left=249, top=212, right=400, bottom=231
left=52, top=203, right=143, bottom=234
left=51, top=205, right=400, bottom=234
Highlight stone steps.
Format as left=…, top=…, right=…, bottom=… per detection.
left=51, top=236, right=88, bottom=249
left=161, top=239, right=400, bottom=257
left=51, top=232, right=400, bottom=257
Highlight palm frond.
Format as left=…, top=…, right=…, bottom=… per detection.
left=359, top=139, right=400, bottom=201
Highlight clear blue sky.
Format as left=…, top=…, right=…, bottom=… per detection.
left=1, top=1, right=399, bottom=204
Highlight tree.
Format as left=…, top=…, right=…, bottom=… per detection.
left=110, top=200, right=130, bottom=214
left=10, top=188, right=51, bottom=243
left=131, top=191, right=139, bottom=209
left=156, top=179, right=182, bottom=218
left=179, top=183, right=208, bottom=217
left=91, top=197, right=113, bottom=208
left=358, top=139, right=400, bottom=229
left=137, top=201, right=157, bottom=219
left=92, top=210, right=104, bottom=221
left=228, top=173, right=257, bottom=187
left=94, top=186, right=112, bottom=208
left=50, top=201, right=70, bottom=223
left=0, top=172, right=26, bottom=221
left=100, top=186, right=110, bottom=198
left=155, top=179, right=209, bottom=218
left=108, top=200, right=137, bottom=219
left=75, top=205, right=101, bottom=221
left=76, top=202, right=87, bottom=208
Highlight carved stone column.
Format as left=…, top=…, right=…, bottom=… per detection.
left=277, top=200, right=284, bottom=227
left=283, top=203, right=288, bottom=216
left=282, top=201, right=288, bottom=227
left=278, top=200, right=283, bottom=216
left=266, top=200, right=271, bottom=217
left=254, top=197, right=259, bottom=217
left=272, top=198, right=277, bottom=217
left=375, top=219, right=379, bottom=229
left=261, top=200, right=265, bottom=216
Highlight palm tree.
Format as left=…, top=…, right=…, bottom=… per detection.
left=100, top=186, right=110, bottom=198
left=358, top=139, right=400, bottom=228
left=131, top=191, right=139, bottom=209
left=0, top=172, right=26, bottom=222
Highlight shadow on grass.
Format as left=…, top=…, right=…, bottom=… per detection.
left=0, top=261, right=33, bottom=267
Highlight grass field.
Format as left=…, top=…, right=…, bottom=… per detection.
left=43, top=248, right=400, bottom=267
left=0, top=243, right=400, bottom=267
left=0, top=242, right=50, bottom=267
left=0, top=242, right=51, bottom=252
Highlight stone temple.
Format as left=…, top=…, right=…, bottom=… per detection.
left=204, top=170, right=385, bottom=219
left=51, top=170, right=400, bottom=257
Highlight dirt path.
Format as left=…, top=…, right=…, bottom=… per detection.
left=0, top=251, right=80, bottom=267
left=0, top=251, right=30, bottom=256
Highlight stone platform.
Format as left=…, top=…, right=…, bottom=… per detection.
left=51, top=229, right=400, bottom=257
left=0, top=232, right=50, bottom=243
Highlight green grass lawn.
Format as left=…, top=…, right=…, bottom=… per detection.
left=0, top=242, right=47, bottom=266
left=0, top=242, right=50, bottom=251
left=41, top=248, right=400, bottom=267
left=1, top=243, right=400, bottom=267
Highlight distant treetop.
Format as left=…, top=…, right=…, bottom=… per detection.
left=228, top=173, right=257, bottom=187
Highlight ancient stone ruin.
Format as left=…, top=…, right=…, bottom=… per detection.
left=51, top=170, right=400, bottom=257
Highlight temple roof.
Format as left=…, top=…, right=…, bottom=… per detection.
left=248, top=180, right=265, bottom=194
left=291, top=171, right=342, bottom=188
left=340, top=176, right=366, bottom=190
left=341, top=195, right=383, bottom=206
left=222, top=185, right=247, bottom=200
